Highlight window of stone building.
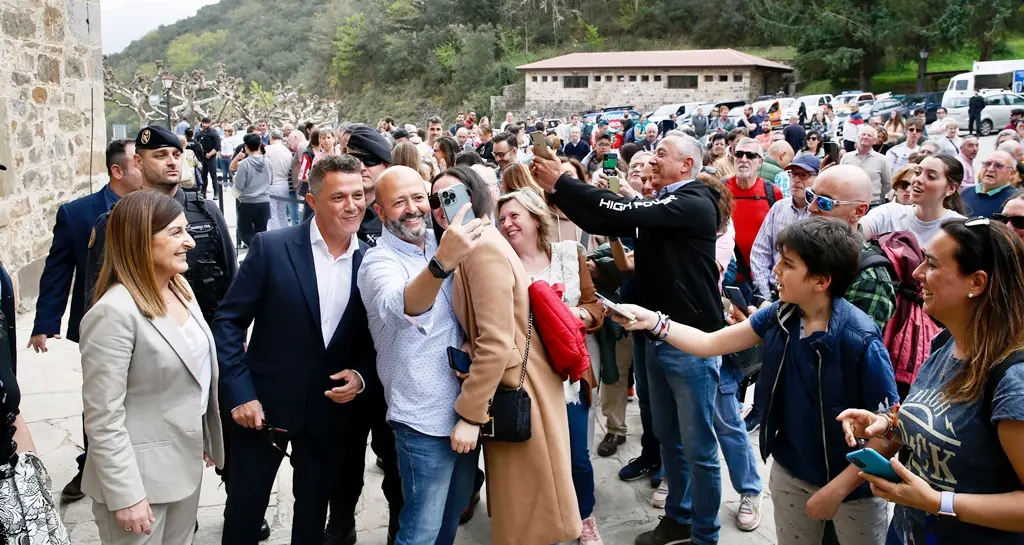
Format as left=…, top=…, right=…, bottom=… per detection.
left=532, top=76, right=538, bottom=82
left=629, top=75, right=637, bottom=82
left=641, top=75, right=649, bottom=82
left=564, top=76, right=589, bottom=89
left=704, top=75, right=714, bottom=82
left=605, top=75, right=613, bottom=82
left=733, top=73, right=743, bottom=82
left=542, top=75, right=548, bottom=82
left=551, top=75, right=558, bottom=82
left=653, top=75, right=662, bottom=82
left=719, top=74, right=729, bottom=82
left=617, top=75, right=625, bottom=82
left=667, top=75, right=698, bottom=89
left=594, top=75, right=601, bottom=82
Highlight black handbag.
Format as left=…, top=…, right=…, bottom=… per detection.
left=481, top=313, right=533, bottom=442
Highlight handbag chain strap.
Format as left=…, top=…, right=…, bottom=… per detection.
left=516, top=312, right=533, bottom=390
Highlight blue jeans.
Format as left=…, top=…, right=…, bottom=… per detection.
left=217, top=157, right=233, bottom=185
left=633, top=333, right=660, bottom=464
left=647, top=340, right=722, bottom=545
left=567, top=401, right=596, bottom=519
left=717, top=358, right=762, bottom=497
left=392, top=423, right=479, bottom=545
left=287, top=190, right=301, bottom=226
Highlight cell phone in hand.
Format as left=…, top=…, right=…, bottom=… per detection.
left=724, top=286, right=748, bottom=314
left=447, top=347, right=472, bottom=374
left=824, top=141, right=840, bottom=165
left=846, top=448, right=902, bottom=482
left=596, top=293, right=636, bottom=321
left=438, top=183, right=476, bottom=227
left=530, top=131, right=555, bottom=160
left=608, top=176, right=620, bottom=194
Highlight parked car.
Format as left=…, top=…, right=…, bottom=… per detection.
left=947, top=91, right=1024, bottom=136
left=833, top=91, right=875, bottom=114
left=866, top=97, right=904, bottom=121
left=901, top=92, right=944, bottom=124
left=766, top=97, right=796, bottom=127
left=835, top=99, right=875, bottom=124
left=783, top=94, right=834, bottom=125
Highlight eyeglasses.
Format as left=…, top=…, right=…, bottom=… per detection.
left=494, top=148, right=516, bottom=160
left=993, top=213, right=1024, bottom=228
left=907, top=128, right=921, bottom=133
left=258, top=421, right=290, bottom=458
left=981, top=161, right=1012, bottom=172
left=734, top=150, right=761, bottom=160
left=804, top=188, right=862, bottom=212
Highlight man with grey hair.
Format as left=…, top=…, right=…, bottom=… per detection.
left=839, top=124, right=892, bottom=205
left=531, top=134, right=730, bottom=545
left=998, top=139, right=1024, bottom=162
left=265, top=130, right=294, bottom=230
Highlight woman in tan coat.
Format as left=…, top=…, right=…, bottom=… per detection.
left=430, top=167, right=582, bottom=545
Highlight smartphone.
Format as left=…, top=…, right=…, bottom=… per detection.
left=530, top=131, right=555, bottom=160
left=596, top=293, right=637, bottom=321
left=724, top=286, right=748, bottom=314
left=602, top=153, right=618, bottom=176
left=824, top=141, right=840, bottom=165
left=846, top=448, right=902, bottom=483
left=438, top=183, right=476, bottom=226
left=608, top=176, right=620, bottom=194
left=447, top=346, right=472, bottom=374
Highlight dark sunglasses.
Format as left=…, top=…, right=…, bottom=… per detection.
left=258, top=421, right=290, bottom=458
left=907, top=128, right=921, bottom=133
left=734, top=150, right=761, bottom=160
left=808, top=136, right=819, bottom=141
left=993, top=213, right=1024, bottom=229
left=804, top=188, right=861, bottom=212
left=349, top=152, right=380, bottom=167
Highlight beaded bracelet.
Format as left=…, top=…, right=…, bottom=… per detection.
left=875, top=402, right=901, bottom=442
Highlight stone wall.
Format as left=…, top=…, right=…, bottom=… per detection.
left=521, top=67, right=791, bottom=116
left=0, top=0, right=106, bottom=309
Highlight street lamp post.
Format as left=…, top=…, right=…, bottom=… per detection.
left=918, top=47, right=929, bottom=94
left=161, top=73, right=174, bottom=130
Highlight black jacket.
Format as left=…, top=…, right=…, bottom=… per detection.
left=969, top=95, right=987, bottom=115
left=563, top=140, right=591, bottom=163
left=550, top=174, right=725, bottom=332
left=195, top=128, right=222, bottom=162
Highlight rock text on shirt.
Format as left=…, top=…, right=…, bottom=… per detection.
left=900, top=386, right=959, bottom=490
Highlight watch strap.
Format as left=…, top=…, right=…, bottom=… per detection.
left=938, top=490, right=957, bottom=516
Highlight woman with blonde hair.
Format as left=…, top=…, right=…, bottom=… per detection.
left=500, top=162, right=544, bottom=194
left=884, top=110, right=906, bottom=144
left=80, top=190, right=224, bottom=544
left=889, top=164, right=917, bottom=204
left=391, top=141, right=421, bottom=171
left=178, top=135, right=199, bottom=190
left=495, top=189, right=605, bottom=544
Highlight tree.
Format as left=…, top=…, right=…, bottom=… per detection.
left=941, top=0, right=1023, bottom=61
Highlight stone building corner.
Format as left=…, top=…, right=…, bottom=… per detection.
left=0, top=0, right=106, bottom=311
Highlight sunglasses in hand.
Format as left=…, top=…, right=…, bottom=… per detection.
left=257, top=420, right=290, bottom=458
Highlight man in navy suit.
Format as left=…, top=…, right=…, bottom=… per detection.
left=26, top=139, right=141, bottom=502
left=28, top=139, right=141, bottom=352
left=214, top=154, right=377, bottom=545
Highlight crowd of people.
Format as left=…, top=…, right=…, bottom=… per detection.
left=1, top=97, right=1024, bottom=545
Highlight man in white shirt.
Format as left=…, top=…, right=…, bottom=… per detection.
left=840, top=125, right=892, bottom=204
left=264, top=131, right=294, bottom=229
left=220, top=126, right=243, bottom=185
left=929, top=107, right=951, bottom=135
left=886, top=118, right=925, bottom=172
left=358, top=166, right=488, bottom=545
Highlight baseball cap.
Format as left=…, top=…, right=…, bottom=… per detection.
left=785, top=155, right=821, bottom=174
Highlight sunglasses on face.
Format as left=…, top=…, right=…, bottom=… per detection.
left=804, top=188, right=862, bottom=212
left=808, top=136, right=819, bottom=141
left=907, top=128, right=920, bottom=133
left=993, top=213, right=1024, bottom=229
left=734, top=150, right=761, bottom=160
left=349, top=152, right=380, bottom=167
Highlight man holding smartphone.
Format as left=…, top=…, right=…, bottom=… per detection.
left=357, top=166, right=489, bottom=545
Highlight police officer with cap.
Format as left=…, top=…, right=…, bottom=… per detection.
left=83, top=126, right=271, bottom=540
left=345, top=126, right=393, bottom=246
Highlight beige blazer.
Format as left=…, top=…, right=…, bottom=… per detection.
left=79, top=282, right=225, bottom=511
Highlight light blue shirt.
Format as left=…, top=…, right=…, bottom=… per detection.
left=658, top=179, right=693, bottom=198
left=356, top=228, right=463, bottom=437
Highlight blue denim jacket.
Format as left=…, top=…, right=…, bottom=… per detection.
left=751, top=298, right=899, bottom=499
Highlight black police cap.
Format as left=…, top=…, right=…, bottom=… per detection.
left=136, top=125, right=183, bottom=153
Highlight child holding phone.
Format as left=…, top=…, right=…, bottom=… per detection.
left=611, top=217, right=899, bottom=545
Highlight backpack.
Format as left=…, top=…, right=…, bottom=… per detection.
left=859, top=231, right=940, bottom=387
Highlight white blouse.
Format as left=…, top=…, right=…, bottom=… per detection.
left=178, top=314, right=212, bottom=415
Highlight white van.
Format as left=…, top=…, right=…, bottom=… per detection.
left=943, top=59, right=1024, bottom=107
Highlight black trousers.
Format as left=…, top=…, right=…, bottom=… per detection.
left=327, top=390, right=403, bottom=536
left=223, top=426, right=343, bottom=545
left=237, top=202, right=270, bottom=248
left=968, top=112, right=983, bottom=135
left=200, top=159, right=219, bottom=198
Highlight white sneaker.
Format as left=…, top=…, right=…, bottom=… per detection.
left=737, top=492, right=762, bottom=531
left=579, top=515, right=604, bottom=545
left=650, top=477, right=669, bottom=509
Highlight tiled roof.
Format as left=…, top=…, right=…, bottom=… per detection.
left=517, top=49, right=792, bottom=72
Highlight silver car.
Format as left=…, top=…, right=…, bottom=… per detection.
left=946, top=92, right=1024, bottom=136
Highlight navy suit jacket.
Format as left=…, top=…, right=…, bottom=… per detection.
left=0, top=262, right=15, bottom=374
left=32, top=186, right=110, bottom=343
left=213, top=221, right=376, bottom=437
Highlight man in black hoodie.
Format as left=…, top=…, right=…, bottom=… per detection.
left=532, top=134, right=726, bottom=545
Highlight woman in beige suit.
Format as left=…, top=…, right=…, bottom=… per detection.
left=430, top=167, right=582, bottom=545
left=80, top=190, right=225, bottom=545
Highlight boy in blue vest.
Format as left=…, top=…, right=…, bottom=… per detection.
left=612, top=216, right=898, bottom=545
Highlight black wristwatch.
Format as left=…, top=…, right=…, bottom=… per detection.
left=428, top=257, right=451, bottom=279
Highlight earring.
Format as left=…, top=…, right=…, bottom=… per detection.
left=968, top=293, right=975, bottom=299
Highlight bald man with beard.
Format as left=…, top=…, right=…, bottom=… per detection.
left=806, top=165, right=897, bottom=330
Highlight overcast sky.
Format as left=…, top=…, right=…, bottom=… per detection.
left=102, top=0, right=220, bottom=53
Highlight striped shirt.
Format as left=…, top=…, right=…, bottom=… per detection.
left=750, top=198, right=811, bottom=299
